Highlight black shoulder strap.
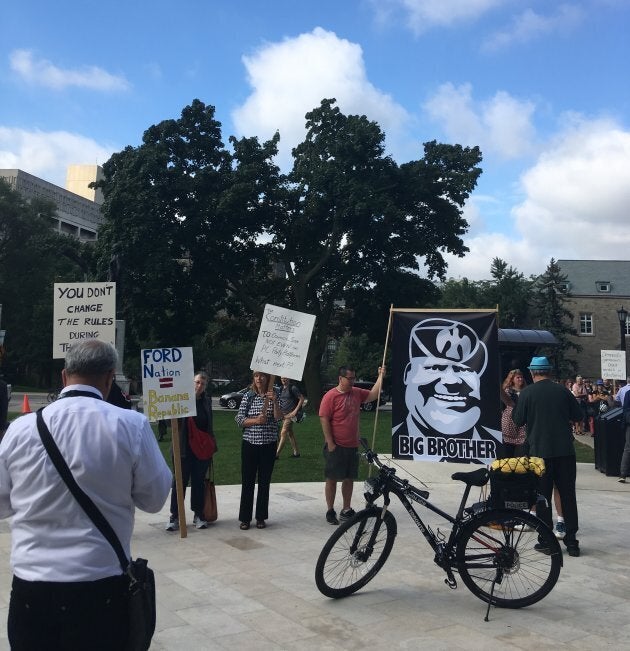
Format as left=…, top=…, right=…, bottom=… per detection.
left=35, top=408, right=129, bottom=573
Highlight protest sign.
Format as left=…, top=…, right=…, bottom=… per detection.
left=53, top=282, right=116, bottom=358
left=250, top=304, right=316, bottom=379
left=601, top=350, right=627, bottom=381
left=391, top=309, right=501, bottom=465
left=141, top=347, right=196, bottom=421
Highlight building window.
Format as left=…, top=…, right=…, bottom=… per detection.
left=625, top=317, right=630, bottom=337
left=579, top=313, right=593, bottom=335
left=557, top=282, right=569, bottom=293
left=596, top=282, right=611, bottom=293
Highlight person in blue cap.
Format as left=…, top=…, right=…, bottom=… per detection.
left=512, top=356, right=583, bottom=557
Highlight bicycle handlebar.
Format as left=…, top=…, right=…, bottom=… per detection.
left=359, top=438, right=429, bottom=500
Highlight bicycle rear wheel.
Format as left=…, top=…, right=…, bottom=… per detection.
left=456, top=509, right=562, bottom=608
left=315, top=508, right=397, bottom=598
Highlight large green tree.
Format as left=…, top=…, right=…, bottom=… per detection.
left=270, top=99, right=482, bottom=406
left=95, top=99, right=483, bottom=406
left=530, top=258, right=580, bottom=376
left=485, top=257, right=533, bottom=328
left=94, top=100, right=283, bottom=364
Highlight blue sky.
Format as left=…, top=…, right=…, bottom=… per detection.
left=2, top=0, right=629, bottom=280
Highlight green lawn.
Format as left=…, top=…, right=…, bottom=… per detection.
left=156, top=410, right=597, bottom=485
left=7, top=409, right=596, bottom=484
left=155, top=411, right=394, bottom=485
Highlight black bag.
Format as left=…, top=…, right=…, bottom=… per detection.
left=36, top=408, right=156, bottom=650
left=489, top=469, right=539, bottom=510
left=127, top=558, right=156, bottom=651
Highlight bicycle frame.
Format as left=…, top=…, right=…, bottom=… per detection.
left=363, top=449, right=488, bottom=582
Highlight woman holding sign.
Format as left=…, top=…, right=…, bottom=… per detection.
left=235, top=371, right=282, bottom=530
left=165, top=372, right=216, bottom=531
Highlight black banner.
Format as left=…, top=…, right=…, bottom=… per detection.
left=392, top=311, right=501, bottom=464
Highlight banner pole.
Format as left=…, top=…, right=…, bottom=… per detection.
left=369, top=305, right=394, bottom=473
left=171, top=418, right=187, bottom=538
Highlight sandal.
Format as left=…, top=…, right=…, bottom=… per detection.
left=256, top=520, right=266, bottom=529
left=239, top=521, right=250, bottom=530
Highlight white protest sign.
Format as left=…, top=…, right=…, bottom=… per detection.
left=53, top=282, right=116, bottom=358
left=251, top=304, right=316, bottom=379
left=141, top=347, right=196, bottom=421
left=601, top=349, right=627, bottom=380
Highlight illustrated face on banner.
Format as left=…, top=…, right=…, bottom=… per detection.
left=404, top=357, right=481, bottom=435
left=392, top=312, right=500, bottom=464
left=404, top=319, right=487, bottom=436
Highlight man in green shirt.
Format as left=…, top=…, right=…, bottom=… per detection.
left=512, top=356, right=583, bottom=557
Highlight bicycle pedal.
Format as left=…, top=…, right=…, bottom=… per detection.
left=444, top=576, right=457, bottom=589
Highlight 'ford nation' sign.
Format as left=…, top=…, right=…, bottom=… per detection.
left=141, top=347, right=195, bottom=421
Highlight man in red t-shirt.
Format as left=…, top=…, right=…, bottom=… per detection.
left=319, top=365, right=385, bottom=525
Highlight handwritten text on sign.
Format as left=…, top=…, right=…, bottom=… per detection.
left=53, top=282, right=116, bottom=358
left=251, top=305, right=315, bottom=380
left=141, top=347, right=196, bottom=421
left=601, top=349, right=627, bottom=381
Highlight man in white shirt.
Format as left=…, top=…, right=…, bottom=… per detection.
left=0, top=339, right=172, bottom=650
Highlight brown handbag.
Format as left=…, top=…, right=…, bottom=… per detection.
left=203, top=460, right=218, bottom=523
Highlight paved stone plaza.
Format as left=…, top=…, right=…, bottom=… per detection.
left=0, top=454, right=627, bottom=650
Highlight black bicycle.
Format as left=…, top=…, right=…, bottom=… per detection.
left=315, top=441, right=562, bottom=619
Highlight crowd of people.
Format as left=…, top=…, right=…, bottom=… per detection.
left=500, top=362, right=630, bottom=556
left=3, top=338, right=629, bottom=645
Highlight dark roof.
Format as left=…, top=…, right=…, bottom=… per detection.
left=557, top=260, right=630, bottom=296
left=498, top=329, right=559, bottom=347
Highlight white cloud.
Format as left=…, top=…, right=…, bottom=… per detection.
left=482, top=4, right=584, bottom=51
left=0, top=127, right=116, bottom=186
left=371, top=0, right=506, bottom=34
left=442, top=116, right=630, bottom=280
left=371, top=0, right=505, bottom=33
left=424, top=83, right=537, bottom=159
left=231, top=28, right=410, bottom=169
left=9, top=49, right=130, bottom=91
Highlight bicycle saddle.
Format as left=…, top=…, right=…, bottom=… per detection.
left=451, top=468, right=489, bottom=486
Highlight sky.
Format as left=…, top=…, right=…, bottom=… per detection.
left=1, top=0, right=629, bottom=281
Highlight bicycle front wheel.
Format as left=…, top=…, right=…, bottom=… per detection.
left=456, top=509, right=562, bottom=609
left=315, top=508, right=397, bottom=598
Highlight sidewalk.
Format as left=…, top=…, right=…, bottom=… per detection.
left=2, top=457, right=623, bottom=650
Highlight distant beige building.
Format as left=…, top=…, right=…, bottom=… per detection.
left=557, top=260, right=630, bottom=380
left=65, top=164, right=104, bottom=204
left=0, top=166, right=104, bottom=241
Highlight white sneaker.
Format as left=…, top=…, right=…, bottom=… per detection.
left=554, top=521, right=566, bottom=539
left=165, top=517, right=178, bottom=531
left=193, top=515, right=208, bottom=530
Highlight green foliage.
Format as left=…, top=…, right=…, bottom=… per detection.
left=93, top=98, right=483, bottom=406
left=486, top=257, right=533, bottom=328
left=437, top=258, right=532, bottom=329
left=530, top=258, right=580, bottom=376
left=0, top=179, right=86, bottom=386
left=344, top=270, right=441, bottom=344
left=326, top=334, right=384, bottom=383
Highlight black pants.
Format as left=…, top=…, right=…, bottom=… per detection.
left=239, top=440, right=276, bottom=522
left=536, top=455, right=579, bottom=547
left=8, top=574, right=128, bottom=650
left=169, top=450, right=210, bottom=518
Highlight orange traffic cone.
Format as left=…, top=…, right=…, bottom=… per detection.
left=22, top=394, right=31, bottom=414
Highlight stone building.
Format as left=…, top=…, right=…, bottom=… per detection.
left=557, top=260, right=630, bottom=380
